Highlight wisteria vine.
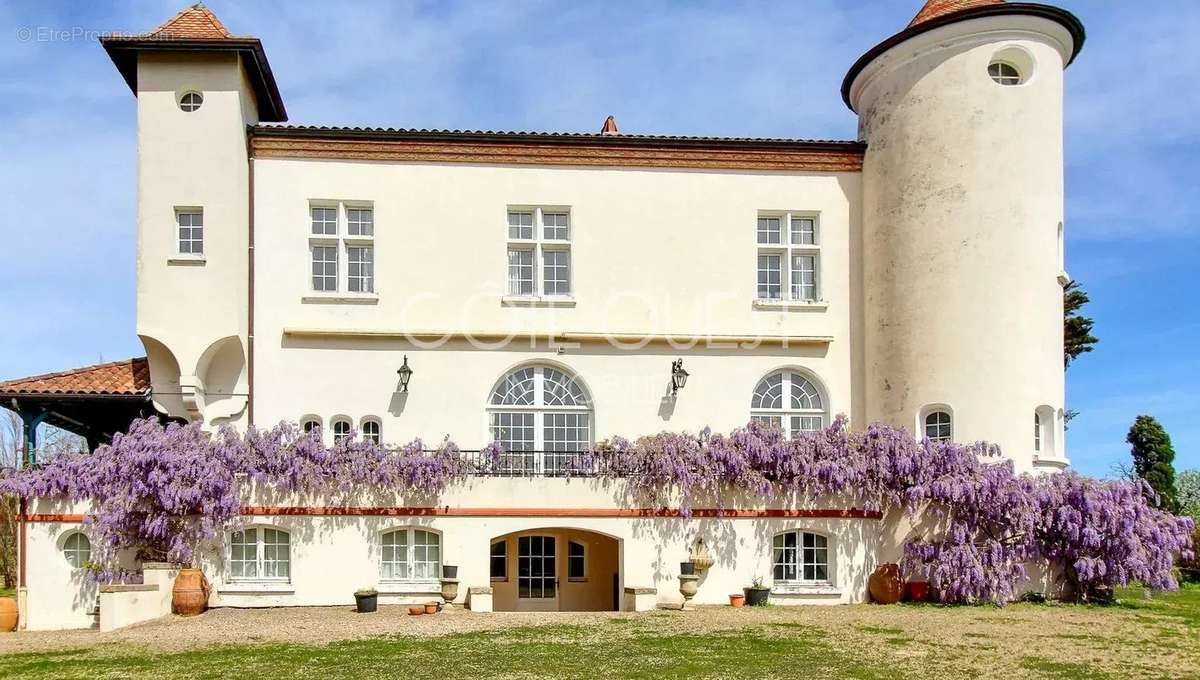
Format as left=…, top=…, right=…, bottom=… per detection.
left=0, top=416, right=1192, bottom=604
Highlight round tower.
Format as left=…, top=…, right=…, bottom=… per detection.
left=844, top=1, right=1085, bottom=472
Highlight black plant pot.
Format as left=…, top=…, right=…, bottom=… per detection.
left=442, top=565, right=458, bottom=579
left=355, top=592, right=378, bottom=613
left=680, top=561, right=696, bottom=576
left=743, top=587, right=771, bottom=607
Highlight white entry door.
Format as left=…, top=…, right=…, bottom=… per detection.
left=517, top=535, right=559, bottom=611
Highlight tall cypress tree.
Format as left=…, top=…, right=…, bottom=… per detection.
left=1126, top=415, right=1179, bottom=512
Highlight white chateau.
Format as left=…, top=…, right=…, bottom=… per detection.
left=2, top=0, right=1085, bottom=629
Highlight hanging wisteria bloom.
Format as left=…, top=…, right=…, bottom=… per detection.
left=0, top=416, right=1192, bottom=602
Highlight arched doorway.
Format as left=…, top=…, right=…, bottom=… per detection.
left=488, top=528, right=620, bottom=611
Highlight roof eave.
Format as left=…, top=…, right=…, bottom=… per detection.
left=99, top=37, right=288, bottom=122
left=841, top=2, right=1086, bottom=112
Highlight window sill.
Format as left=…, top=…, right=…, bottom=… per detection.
left=568, top=577, right=587, bottom=583
left=771, top=583, right=840, bottom=596
left=491, top=577, right=508, bottom=583
left=1057, top=270, right=1072, bottom=286
left=167, top=256, right=206, bottom=267
left=378, top=580, right=441, bottom=594
left=752, top=299, right=828, bottom=311
left=218, top=582, right=295, bottom=594
left=501, top=295, right=577, bottom=308
left=301, top=293, right=379, bottom=305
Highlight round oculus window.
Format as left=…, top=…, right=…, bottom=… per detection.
left=987, top=61, right=1022, bottom=86
left=179, top=91, right=203, bottom=112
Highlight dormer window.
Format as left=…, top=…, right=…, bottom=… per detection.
left=179, top=91, right=203, bottom=112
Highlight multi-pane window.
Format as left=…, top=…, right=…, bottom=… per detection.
left=179, top=91, right=203, bottom=112
left=756, top=212, right=820, bottom=302
left=301, top=418, right=321, bottom=436
left=487, top=365, right=591, bottom=475
left=380, top=528, right=440, bottom=582
left=332, top=419, right=351, bottom=444
left=568, top=540, right=586, bottom=580
left=506, top=207, right=571, bottom=297
left=63, top=532, right=91, bottom=569
left=177, top=210, right=203, bottom=255
left=347, top=246, right=374, bottom=293
left=925, top=411, right=952, bottom=442
left=311, top=245, right=338, bottom=292
left=490, top=540, right=508, bottom=580
left=229, top=527, right=290, bottom=582
left=362, top=419, right=381, bottom=445
left=1034, top=412, right=1042, bottom=452
left=773, top=531, right=829, bottom=584
left=988, top=61, right=1022, bottom=85
left=750, top=370, right=827, bottom=436
left=309, top=203, right=374, bottom=294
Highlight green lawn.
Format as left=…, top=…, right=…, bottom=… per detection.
left=0, top=587, right=13, bottom=598
left=3, top=585, right=1198, bottom=679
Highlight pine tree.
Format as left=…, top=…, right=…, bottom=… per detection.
left=1064, top=280, right=1098, bottom=367
left=1126, top=415, right=1179, bottom=512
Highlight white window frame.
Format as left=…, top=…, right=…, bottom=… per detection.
left=174, top=207, right=204, bottom=257
left=360, top=417, right=382, bottom=445
left=486, top=365, right=593, bottom=475
left=62, top=531, right=91, bottom=569
left=307, top=201, right=376, bottom=296
left=921, top=407, right=954, bottom=443
left=505, top=206, right=573, bottom=300
left=330, top=417, right=352, bottom=444
left=750, top=369, right=828, bottom=436
left=772, top=530, right=831, bottom=586
left=755, top=211, right=822, bottom=304
left=379, top=527, right=442, bottom=586
left=227, top=526, right=291, bottom=584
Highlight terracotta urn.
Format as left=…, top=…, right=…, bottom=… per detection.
left=678, top=574, right=700, bottom=610
left=868, top=563, right=903, bottom=604
left=0, top=597, right=17, bottom=632
left=172, top=568, right=209, bottom=616
left=729, top=593, right=745, bottom=608
left=905, top=580, right=930, bottom=603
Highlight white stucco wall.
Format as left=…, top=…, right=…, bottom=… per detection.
left=852, top=15, right=1075, bottom=472
left=250, top=160, right=861, bottom=444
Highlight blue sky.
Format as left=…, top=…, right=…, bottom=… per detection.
left=0, top=1, right=1195, bottom=476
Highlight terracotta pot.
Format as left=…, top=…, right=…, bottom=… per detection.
left=868, top=563, right=903, bottom=604
left=172, top=568, right=209, bottom=616
left=424, top=602, right=438, bottom=614
left=0, top=597, right=17, bottom=632
left=906, top=581, right=930, bottom=603
left=729, top=594, right=745, bottom=608
left=408, top=605, right=424, bottom=616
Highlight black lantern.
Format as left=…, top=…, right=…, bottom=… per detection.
left=397, top=355, right=414, bottom=393
left=671, top=358, right=689, bottom=395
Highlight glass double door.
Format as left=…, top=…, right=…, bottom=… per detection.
left=517, top=535, right=559, bottom=611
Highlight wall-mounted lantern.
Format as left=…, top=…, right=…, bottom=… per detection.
left=671, top=358, right=689, bottom=396
left=397, top=355, right=414, bottom=393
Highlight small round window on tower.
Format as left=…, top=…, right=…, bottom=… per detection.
left=179, top=91, right=203, bottom=112
left=987, top=61, right=1022, bottom=86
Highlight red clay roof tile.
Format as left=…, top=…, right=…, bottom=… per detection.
left=147, top=3, right=234, bottom=40
left=0, top=358, right=150, bottom=396
left=908, top=0, right=1005, bottom=28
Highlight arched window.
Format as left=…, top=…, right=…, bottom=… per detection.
left=487, top=365, right=592, bottom=475
left=301, top=417, right=322, bottom=437
left=750, top=370, right=827, bottom=436
left=361, top=418, right=381, bottom=445
left=773, top=530, right=830, bottom=584
left=924, top=411, right=952, bottom=443
left=229, top=527, right=290, bottom=582
left=381, top=528, right=440, bottom=582
left=1034, top=412, right=1042, bottom=452
left=179, top=91, right=203, bottom=112
left=331, top=418, right=352, bottom=444
left=62, top=532, right=91, bottom=569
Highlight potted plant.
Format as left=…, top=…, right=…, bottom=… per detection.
left=729, top=593, right=746, bottom=608
left=442, top=565, right=458, bottom=579
left=743, top=577, right=771, bottom=607
left=679, top=561, right=696, bottom=576
left=354, top=587, right=378, bottom=613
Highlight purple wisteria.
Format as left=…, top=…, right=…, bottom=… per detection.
left=0, top=416, right=1192, bottom=603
